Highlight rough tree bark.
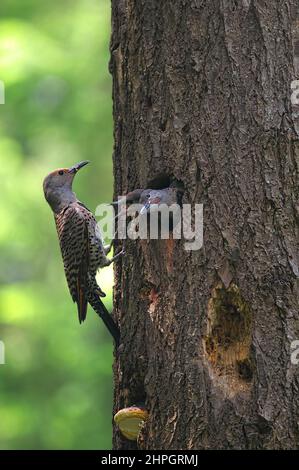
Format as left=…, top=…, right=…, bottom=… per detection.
left=109, top=0, right=299, bottom=450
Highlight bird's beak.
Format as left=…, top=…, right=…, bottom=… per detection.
left=140, top=196, right=161, bottom=215
left=140, top=202, right=151, bottom=215
left=111, top=199, right=123, bottom=207
left=110, top=196, right=129, bottom=207
left=68, top=160, right=90, bottom=174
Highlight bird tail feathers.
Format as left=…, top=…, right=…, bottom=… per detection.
left=89, top=293, right=120, bottom=346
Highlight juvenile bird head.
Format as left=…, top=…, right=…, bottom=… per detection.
left=43, top=160, right=89, bottom=213
left=139, top=187, right=181, bottom=215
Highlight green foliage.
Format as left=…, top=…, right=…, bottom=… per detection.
left=0, top=0, right=114, bottom=449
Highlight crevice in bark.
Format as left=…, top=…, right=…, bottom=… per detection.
left=147, top=173, right=172, bottom=189
left=116, top=359, right=147, bottom=426
left=203, top=282, right=253, bottom=394
left=146, top=173, right=185, bottom=195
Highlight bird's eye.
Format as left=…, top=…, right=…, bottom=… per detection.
left=58, top=170, right=64, bottom=176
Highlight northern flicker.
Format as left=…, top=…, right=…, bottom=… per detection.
left=138, top=187, right=183, bottom=218
left=43, top=161, right=122, bottom=345
left=112, top=185, right=183, bottom=232
left=112, top=186, right=183, bottom=212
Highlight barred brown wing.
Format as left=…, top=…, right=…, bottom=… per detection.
left=55, top=203, right=90, bottom=322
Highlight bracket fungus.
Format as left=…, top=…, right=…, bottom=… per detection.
left=114, top=406, right=148, bottom=441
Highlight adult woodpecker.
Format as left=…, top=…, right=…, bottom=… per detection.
left=43, top=161, right=122, bottom=345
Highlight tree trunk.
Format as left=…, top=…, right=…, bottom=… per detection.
left=110, top=0, right=299, bottom=450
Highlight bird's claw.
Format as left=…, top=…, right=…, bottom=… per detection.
left=96, top=288, right=106, bottom=298
left=109, top=248, right=125, bottom=264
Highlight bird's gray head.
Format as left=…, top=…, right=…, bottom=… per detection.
left=139, top=187, right=184, bottom=215
left=139, top=189, right=166, bottom=215
left=43, top=160, right=89, bottom=213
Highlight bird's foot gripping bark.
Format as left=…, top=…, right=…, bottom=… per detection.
left=110, top=248, right=125, bottom=263
left=104, top=231, right=118, bottom=256
left=96, top=287, right=106, bottom=298
left=103, top=248, right=125, bottom=266
left=89, top=292, right=120, bottom=346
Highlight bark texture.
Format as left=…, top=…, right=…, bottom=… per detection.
left=110, top=0, right=299, bottom=450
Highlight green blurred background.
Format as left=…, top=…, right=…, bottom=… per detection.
left=0, top=0, right=115, bottom=449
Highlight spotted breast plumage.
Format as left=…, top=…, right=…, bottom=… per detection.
left=55, top=201, right=110, bottom=322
